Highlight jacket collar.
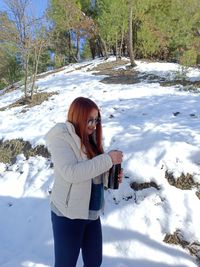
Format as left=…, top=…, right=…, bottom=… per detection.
left=65, top=121, right=87, bottom=159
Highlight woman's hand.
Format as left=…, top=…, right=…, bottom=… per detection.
left=108, top=150, right=123, bottom=165
left=118, top=168, right=123, bottom=183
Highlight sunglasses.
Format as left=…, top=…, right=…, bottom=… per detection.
left=87, top=117, right=101, bottom=126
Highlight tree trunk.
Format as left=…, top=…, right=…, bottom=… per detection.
left=24, top=54, right=29, bottom=99
left=99, top=36, right=108, bottom=60
left=30, top=43, right=42, bottom=99
left=128, top=1, right=136, bottom=67
left=119, top=23, right=125, bottom=59
left=76, top=30, right=81, bottom=62
left=115, top=32, right=118, bottom=60
left=97, top=37, right=104, bottom=58
left=68, top=31, right=72, bottom=62
left=30, top=47, right=37, bottom=99
left=89, top=38, right=96, bottom=59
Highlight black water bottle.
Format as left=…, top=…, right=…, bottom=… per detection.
left=108, top=164, right=121, bottom=189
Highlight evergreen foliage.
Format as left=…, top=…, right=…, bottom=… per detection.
left=0, top=43, right=22, bottom=89
left=135, top=0, right=200, bottom=64
left=0, top=0, right=199, bottom=91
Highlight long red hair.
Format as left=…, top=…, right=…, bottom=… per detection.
left=67, top=97, right=104, bottom=158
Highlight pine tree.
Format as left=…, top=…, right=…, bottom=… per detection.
left=135, top=0, right=200, bottom=64
left=47, top=0, right=95, bottom=62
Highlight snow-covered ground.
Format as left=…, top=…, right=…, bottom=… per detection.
left=0, top=57, right=200, bottom=267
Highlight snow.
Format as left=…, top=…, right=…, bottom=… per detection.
left=0, top=57, right=200, bottom=267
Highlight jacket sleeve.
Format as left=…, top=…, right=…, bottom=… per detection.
left=46, top=134, right=113, bottom=184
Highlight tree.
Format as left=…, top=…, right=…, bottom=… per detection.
left=96, top=0, right=129, bottom=60
left=0, top=0, right=49, bottom=99
left=135, top=0, right=200, bottom=64
left=29, top=22, right=49, bottom=99
left=128, top=0, right=136, bottom=66
left=0, top=43, right=22, bottom=89
left=47, top=0, right=95, bottom=62
left=4, top=0, right=32, bottom=98
left=0, top=11, right=22, bottom=89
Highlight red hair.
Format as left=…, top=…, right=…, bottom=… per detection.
left=67, top=97, right=104, bottom=158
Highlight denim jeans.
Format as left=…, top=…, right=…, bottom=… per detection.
left=51, top=211, right=102, bottom=267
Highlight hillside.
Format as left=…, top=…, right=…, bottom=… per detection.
left=0, top=57, right=200, bottom=267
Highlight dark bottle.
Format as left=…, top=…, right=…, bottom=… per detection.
left=108, top=164, right=121, bottom=189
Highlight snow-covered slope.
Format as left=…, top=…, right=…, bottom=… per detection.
left=0, top=58, right=200, bottom=267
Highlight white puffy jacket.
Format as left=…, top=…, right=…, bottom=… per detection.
left=45, top=122, right=112, bottom=219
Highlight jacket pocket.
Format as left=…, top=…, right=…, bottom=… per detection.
left=65, top=184, right=72, bottom=206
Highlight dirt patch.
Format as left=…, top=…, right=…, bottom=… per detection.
left=0, top=92, right=58, bottom=112
left=93, top=60, right=160, bottom=84
left=101, top=72, right=142, bottom=85
left=90, top=59, right=143, bottom=84
left=91, top=59, right=129, bottom=74
left=130, top=181, right=160, bottom=191
left=90, top=59, right=200, bottom=88
left=161, top=79, right=200, bottom=87
left=164, top=229, right=200, bottom=261
left=0, top=139, right=50, bottom=164
left=161, top=80, right=200, bottom=90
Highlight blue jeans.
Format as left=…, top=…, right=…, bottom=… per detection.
left=51, top=211, right=102, bottom=267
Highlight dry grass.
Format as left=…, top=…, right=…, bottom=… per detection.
left=164, top=230, right=200, bottom=261
left=165, top=170, right=200, bottom=190
left=0, top=139, right=50, bottom=164
left=0, top=92, right=58, bottom=112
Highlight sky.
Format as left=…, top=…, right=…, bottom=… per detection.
left=0, top=57, right=200, bottom=267
left=0, top=0, right=48, bottom=18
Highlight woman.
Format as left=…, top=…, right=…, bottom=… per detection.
left=45, top=97, right=123, bottom=267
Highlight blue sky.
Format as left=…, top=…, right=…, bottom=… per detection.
left=0, top=0, right=48, bottom=18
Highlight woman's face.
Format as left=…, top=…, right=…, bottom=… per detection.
left=86, top=108, right=99, bottom=135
